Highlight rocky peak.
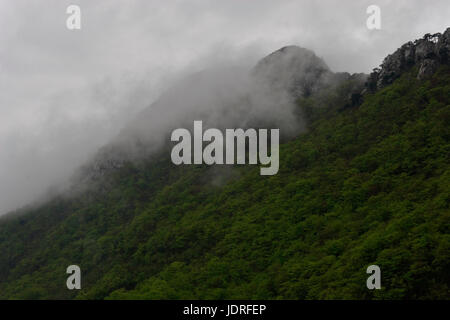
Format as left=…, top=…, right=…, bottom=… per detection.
left=366, top=27, right=450, bottom=92
left=252, top=45, right=334, bottom=98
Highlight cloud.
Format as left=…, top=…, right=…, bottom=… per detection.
left=0, top=0, right=449, bottom=214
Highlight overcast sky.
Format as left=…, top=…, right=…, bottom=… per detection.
left=0, top=0, right=449, bottom=215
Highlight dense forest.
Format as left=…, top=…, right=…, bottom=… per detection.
left=0, top=54, right=449, bottom=299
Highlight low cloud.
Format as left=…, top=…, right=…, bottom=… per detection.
left=0, top=0, right=449, bottom=214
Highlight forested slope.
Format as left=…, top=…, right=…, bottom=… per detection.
left=0, top=62, right=448, bottom=299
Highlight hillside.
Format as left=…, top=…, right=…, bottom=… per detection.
left=0, top=31, right=449, bottom=300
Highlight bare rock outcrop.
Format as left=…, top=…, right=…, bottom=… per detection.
left=366, top=27, right=450, bottom=91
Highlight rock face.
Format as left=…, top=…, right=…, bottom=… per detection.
left=366, top=27, right=450, bottom=91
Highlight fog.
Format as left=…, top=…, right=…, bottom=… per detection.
left=0, top=0, right=449, bottom=215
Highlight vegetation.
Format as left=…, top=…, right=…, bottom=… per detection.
left=0, top=66, right=449, bottom=299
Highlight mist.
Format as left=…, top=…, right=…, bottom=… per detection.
left=1, top=0, right=449, bottom=215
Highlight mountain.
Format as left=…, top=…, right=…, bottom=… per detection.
left=252, top=45, right=333, bottom=97
left=72, top=45, right=363, bottom=187
left=0, top=29, right=449, bottom=299
left=252, top=45, right=366, bottom=99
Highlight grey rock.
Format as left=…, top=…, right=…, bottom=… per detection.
left=403, top=42, right=416, bottom=66
left=414, top=38, right=437, bottom=61
left=437, top=27, right=450, bottom=62
left=365, top=27, right=449, bottom=92
left=417, top=59, right=439, bottom=80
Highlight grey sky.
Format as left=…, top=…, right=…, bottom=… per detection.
left=0, top=0, right=449, bottom=215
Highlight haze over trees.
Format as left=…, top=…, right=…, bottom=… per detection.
left=0, top=30, right=449, bottom=300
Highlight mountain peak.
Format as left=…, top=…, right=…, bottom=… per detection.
left=257, top=45, right=328, bottom=67
left=252, top=45, right=334, bottom=98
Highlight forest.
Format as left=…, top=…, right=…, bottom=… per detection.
left=0, top=62, right=449, bottom=300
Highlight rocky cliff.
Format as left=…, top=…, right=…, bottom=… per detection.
left=366, top=27, right=450, bottom=92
